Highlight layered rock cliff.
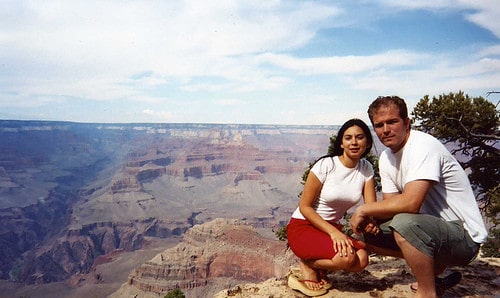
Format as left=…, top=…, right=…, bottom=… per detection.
left=111, top=218, right=295, bottom=297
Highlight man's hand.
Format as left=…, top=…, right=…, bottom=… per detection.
left=351, top=209, right=380, bottom=235
left=361, top=218, right=380, bottom=235
left=350, top=209, right=367, bottom=234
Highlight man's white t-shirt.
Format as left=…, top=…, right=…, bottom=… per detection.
left=379, top=130, right=488, bottom=243
left=292, top=156, right=374, bottom=222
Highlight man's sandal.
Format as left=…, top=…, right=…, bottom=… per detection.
left=410, top=271, right=462, bottom=294
left=287, top=272, right=327, bottom=297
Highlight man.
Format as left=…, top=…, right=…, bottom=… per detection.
left=350, top=96, right=487, bottom=298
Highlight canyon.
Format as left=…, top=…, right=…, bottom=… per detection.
left=0, top=120, right=335, bottom=293
left=1, top=121, right=498, bottom=298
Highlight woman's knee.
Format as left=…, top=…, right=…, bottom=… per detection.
left=331, top=252, right=356, bottom=269
left=357, top=249, right=369, bottom=269
left=336, top=250, right=368, bottom=272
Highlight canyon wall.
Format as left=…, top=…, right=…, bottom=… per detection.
left=0, top=121, right=335, bottom=284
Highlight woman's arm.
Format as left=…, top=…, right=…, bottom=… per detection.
left=299, top=172, right=354, bottom=256
left=299, top=172, right=342, bottom=236
left=360, top=177, right=379, bottom=234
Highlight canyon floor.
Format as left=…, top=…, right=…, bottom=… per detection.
left=0, top=237, right=181, bottom=298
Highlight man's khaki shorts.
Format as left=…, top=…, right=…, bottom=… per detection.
left=364, top=213, right=480, bottom=266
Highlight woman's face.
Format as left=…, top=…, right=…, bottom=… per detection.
left=340, top=125, right=368, bottom=159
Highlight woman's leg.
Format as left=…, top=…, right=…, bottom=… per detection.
left=345, top=248, right=369, bottom=272
left=305, top=248, right=368, bottom=272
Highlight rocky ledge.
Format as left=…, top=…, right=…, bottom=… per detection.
left=213, top=256, right=500, bottom=298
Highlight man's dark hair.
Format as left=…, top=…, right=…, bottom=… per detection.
left=367, top=96, right=408, bottom=124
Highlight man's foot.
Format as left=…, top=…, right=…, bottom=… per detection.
left=410, top=271, right=462, bottom=293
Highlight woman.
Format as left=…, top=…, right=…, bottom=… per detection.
left=287, top=118, right=378, bottom=296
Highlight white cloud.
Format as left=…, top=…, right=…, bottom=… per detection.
left=0, top=0, right=340, bottom=104
left=460, top=0, right=500, bottom=38
left=477, top=44, right=500, bottom=57
left=256, top=50, right=426, bottom=74
left=214, top=98, right=247, bottom=106
left=142, top=109, right=174, bottom=120
left=379, top=0, right=500, bottom=38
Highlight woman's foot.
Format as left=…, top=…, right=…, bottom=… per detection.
left=299, top=260, right=323, bottom=290
left=287, top=273, right=327, bottom=296
left=317, top=270, right=333, bottom=289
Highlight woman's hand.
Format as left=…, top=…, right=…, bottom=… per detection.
left=330, top=233, right=355, bottom=257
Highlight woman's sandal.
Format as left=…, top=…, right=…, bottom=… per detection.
left=290, top=267, right=332, bottom=290
left=287, top=272, right=327, bottom=297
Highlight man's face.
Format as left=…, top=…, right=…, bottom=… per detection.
left=371, top=103, right=410, bottom=153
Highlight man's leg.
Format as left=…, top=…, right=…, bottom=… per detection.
left=394, top=231, right=437, bottom=298
left=389, top=214, right=479, bottom=294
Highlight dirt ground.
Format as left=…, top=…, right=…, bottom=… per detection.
left=215, top=256, right=500, bottom=298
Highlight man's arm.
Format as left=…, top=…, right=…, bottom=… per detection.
left=350, top=179, right=435, bottom=232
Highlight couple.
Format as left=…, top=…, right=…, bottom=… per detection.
left=287, top=96, right=487, bottom=297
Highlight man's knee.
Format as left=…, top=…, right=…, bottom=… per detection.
left=393, top=230, right=407, bottom=246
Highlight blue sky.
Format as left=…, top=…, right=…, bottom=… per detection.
left=1, top=0, right=499, bottom=125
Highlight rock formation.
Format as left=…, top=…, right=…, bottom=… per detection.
left=111, top=218, right=295, bottom=297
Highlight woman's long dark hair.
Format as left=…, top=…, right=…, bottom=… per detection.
left=302, top=118, right=374, bottom=184
left=314, top=118, right=373, bottom=165
left=331, top=118, right=373, bottom=158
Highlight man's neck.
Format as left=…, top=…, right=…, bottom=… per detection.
left=391, top=129, right=411, bottom=153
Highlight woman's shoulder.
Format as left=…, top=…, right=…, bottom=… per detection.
left=314, top=155, right=335, bottom=164
left=312, top=155, right=335, bottom=171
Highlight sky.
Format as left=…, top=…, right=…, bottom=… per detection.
left=1, top=0, right=499, bottom=125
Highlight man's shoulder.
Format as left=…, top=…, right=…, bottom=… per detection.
left=409, top=130, right=444, bottom=148
left=410, top=129, right=434, bottom=140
